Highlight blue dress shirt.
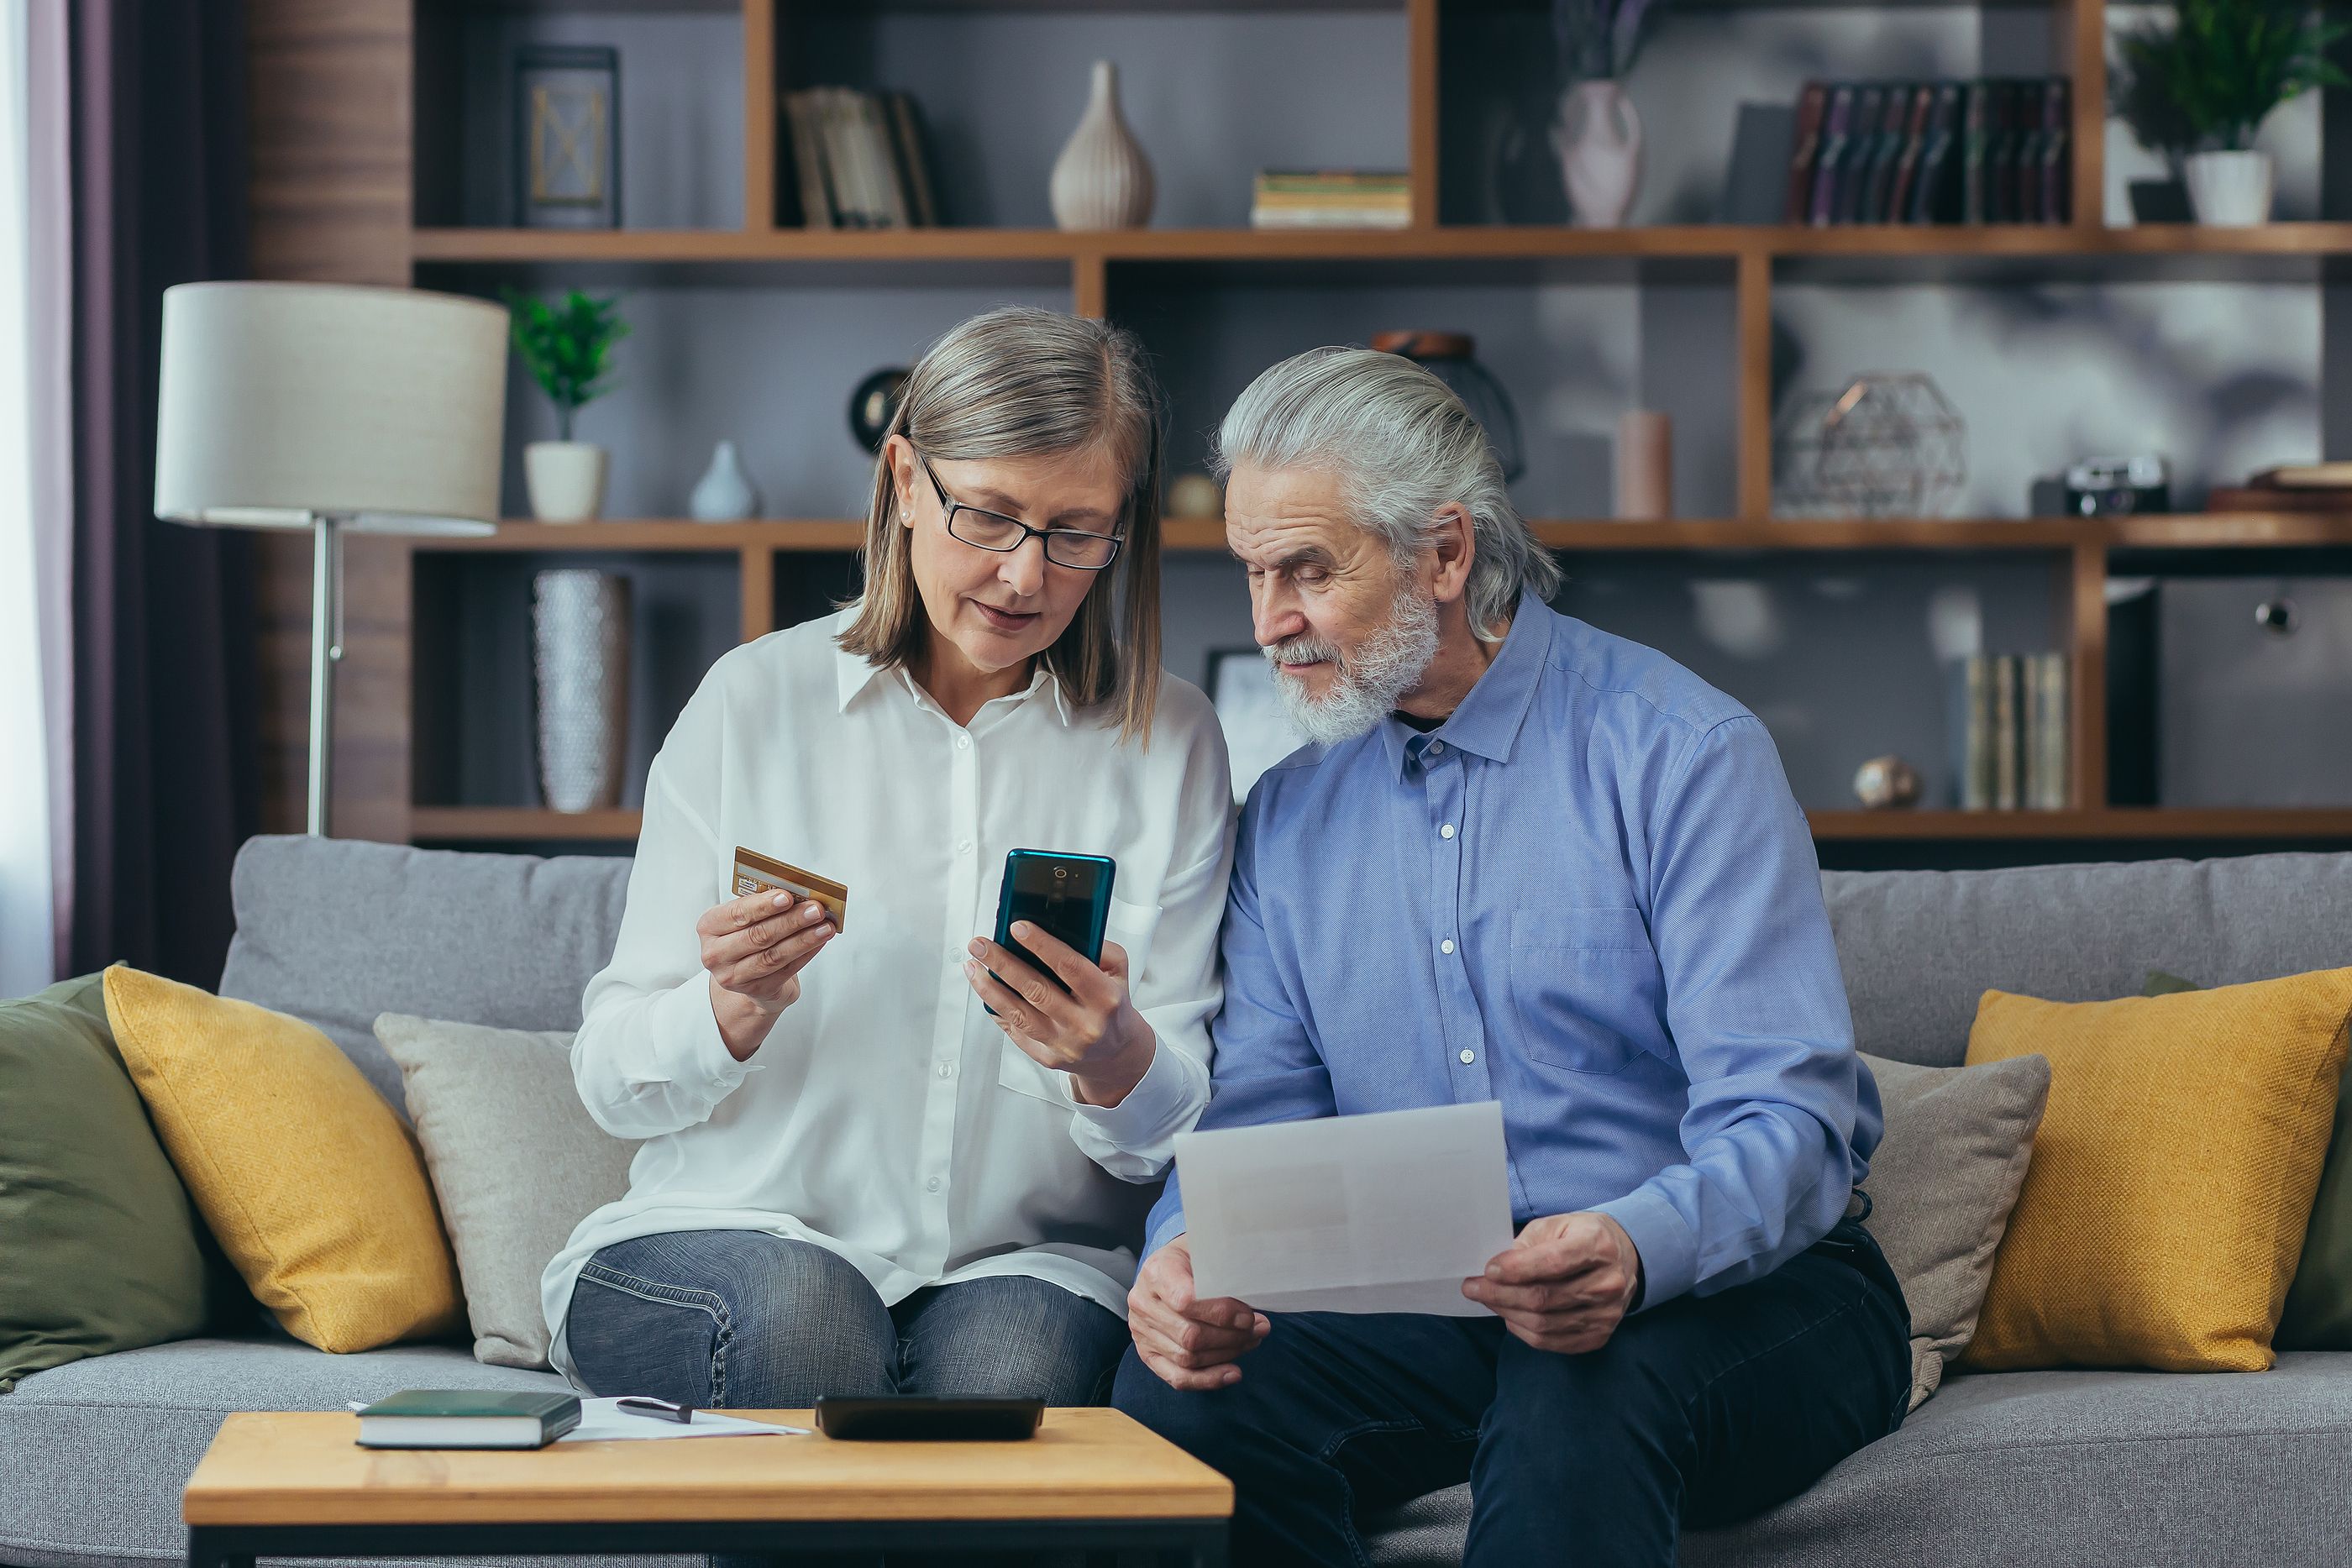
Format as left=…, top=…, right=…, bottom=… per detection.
left=1147, top=590, right=1882, bottom=1312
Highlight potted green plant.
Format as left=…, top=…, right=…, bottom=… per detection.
left=505, top=290, right=628, bottom=522
left=2113, top=0, right=2346, bottom=226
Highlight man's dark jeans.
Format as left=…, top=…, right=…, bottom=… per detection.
left=1115, top=1217, right=1913, bottom=1568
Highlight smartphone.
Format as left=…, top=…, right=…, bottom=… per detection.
left=990, top=849, right=1116, bottom=998
left=813, top=1395, right=1042, bottom=1441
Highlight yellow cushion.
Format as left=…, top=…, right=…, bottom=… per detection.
left=1960, top=969, right=2352, bottom=1372
left=101, top=966, right=462, bottom=1352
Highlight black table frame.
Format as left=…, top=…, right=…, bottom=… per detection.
left=187, top=1517, right=1226, bottom=1566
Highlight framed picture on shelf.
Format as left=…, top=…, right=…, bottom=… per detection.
left=1206, top=648, right=1309, bottom=804
left=515, top=45, right=620, bottom=228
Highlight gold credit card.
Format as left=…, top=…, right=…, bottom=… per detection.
left=732, top=847, right=848, bottom=932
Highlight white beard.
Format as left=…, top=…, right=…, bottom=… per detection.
left=1264, top=583, right=1441, bottom=745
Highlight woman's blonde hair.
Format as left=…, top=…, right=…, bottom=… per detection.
left=837, top=307, right=1165, bottom=741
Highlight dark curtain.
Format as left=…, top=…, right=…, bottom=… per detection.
left=68, top=0, right=260, bottom=987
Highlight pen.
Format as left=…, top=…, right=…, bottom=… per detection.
left=615, top=1397, right=695, bottom=1424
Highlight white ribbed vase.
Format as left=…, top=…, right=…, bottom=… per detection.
left=1050, top=60, right=1154, bottom=231
left=533, top=569, right=632, bottom=813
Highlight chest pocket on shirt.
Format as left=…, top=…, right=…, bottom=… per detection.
left=1506, top=906, right=1660, bottom=1076
left=995, top=896, right=1163, bottom=1106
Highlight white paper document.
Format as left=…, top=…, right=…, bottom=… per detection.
left=559, top=1398, right=810, bottom=1442
left=1175, top=1101, right=1515, bottom=1316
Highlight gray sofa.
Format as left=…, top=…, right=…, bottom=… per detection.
left=6, top=834, right=2351, bottom=1568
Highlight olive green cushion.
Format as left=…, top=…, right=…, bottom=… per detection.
left=2144, top=970, right=2352, bottom=1349
left=0, top=974, right=216, bottom=1391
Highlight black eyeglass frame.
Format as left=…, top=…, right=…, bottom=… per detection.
left=918, top=454, right=1126, bottom=571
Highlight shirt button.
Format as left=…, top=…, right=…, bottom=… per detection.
left=1459, top=1049, right=1476, bottom=1065
left=1440, top=823, right=1456, bottom=839
left=927, top=1176, right=943, bottom=1193
left=1441, top=939, right=1457, bottom=955
left=957, top=840, right=974, bottom=854
left=955, top=735, right=971, bottom=751
left=1429, top=741, right=1444, bottom=755
left=937, top=1061, right=954, bottom=1078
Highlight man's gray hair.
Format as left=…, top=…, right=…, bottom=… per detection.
left=1211, top=347, right=1560, bottom=641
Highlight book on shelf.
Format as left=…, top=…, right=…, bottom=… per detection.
left=1251, top=169, right=1411, bottom=229
left=779, top=87, right=937, bottom=230
left=2249, top=462, right=2352, bottom=489
left=1950, top=652, right=2070, bottom=810
left=1783, top=77, right=2068, bottom=227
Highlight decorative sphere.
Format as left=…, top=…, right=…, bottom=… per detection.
left=848, top=368, right=911, bottom=454
left=1852, top=754, right=1922, bottom=810
left=1167, top=473, right=1223, bottom=520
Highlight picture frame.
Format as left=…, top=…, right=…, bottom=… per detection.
left=515, top=45, right=621, bottom=229
left=1205, top=648, right=1310, bottom=803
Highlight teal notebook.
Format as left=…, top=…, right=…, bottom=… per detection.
left=355, top=1389, right=582, bottom=1450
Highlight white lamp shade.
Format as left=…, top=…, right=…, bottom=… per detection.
left=155, top=281, right=508, bottom=535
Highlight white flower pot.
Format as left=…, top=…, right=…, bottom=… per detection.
left=2185, top=149, right=2276, bottom=227
left=1049, top=60, right=1154, bottom=231
left=524, top=441, right=607, bottom=523
left=1551, top=79, right=1644, bottom=229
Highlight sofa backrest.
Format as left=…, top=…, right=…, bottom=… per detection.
left=218, top=834, right=2352, bottom=1106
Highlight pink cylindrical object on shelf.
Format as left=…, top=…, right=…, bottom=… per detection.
left=1615, top=410, right=1672, bottom=520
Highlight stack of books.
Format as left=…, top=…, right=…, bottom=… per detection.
left=780, top=87, right=938, bottom=229
left=2208, top=463, right=2352, bottom=514
left=1250, top=170, right=1411, bottom=229
left=1782, top=79, right=2071, bottom=227
left=1950, top=653, right=2070, bottom=811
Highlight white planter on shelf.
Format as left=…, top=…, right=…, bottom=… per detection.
left=524, top=440, right=607, bottom=523
left=1049, top=60, right=1154, bottom=231
left=1552, top=78, right=1644, bottom=228
left=2185, top=149, right=2276, bottom=227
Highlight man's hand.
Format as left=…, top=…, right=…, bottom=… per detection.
left=1127, top=1235, right=1271, bottom=1391
left=964, top=923, right=1156, bottom=1107
left=1461, top=1211, right=1642, bottom=1354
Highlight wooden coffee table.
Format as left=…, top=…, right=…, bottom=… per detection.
left=184, top=1408, right=1231, bottom=1565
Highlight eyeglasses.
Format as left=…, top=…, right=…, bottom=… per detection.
left=920, top=456, right=1123, bottom=571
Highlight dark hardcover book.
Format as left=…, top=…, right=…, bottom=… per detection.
left=1950, top=655, right=1992, bottom=810
left=1860, top=83, right=1913, bottom=222
left=1908, top=82, right=1964, bottom=223
left=1884, top=82, right=1938, bottom=225
left=1833, top=85, right=1885, bottom=223
left=1784, top=81, right=1829, bottom=223
left=780, top=90, right=836, bottom=229
left=356, top=1390, right=582, bottom=1450
left=888, top=92, right=939, bottom=228
left=2039, top=77, right=2071, bottom=223
left=2008, top=82, right=2045, bottom=222
left=1991, top=653, right=2022, bottom=810
left=1722, top=102, right=1799, bottom=223
left=1808, top=84, right=1856, bottom=225
left=1961, top=81, right=1992, bottom=225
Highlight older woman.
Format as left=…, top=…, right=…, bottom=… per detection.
left=542, top=307, right=1234, bottom=1409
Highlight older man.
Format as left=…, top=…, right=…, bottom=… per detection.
left=1111, top=349, right=1912, bottom=1566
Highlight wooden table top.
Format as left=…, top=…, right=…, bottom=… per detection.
left=183, top=1409, right=1233, bottom=1527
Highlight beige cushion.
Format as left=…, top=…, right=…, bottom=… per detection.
left=1860, top=1050, right=2050, bottom=1408
left=373, top=1014, right=638, bottom=1369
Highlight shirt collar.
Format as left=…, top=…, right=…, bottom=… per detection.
left=1378, top=588, right=1554, bottom=774
left=831, top=607, right=1072, bottom=726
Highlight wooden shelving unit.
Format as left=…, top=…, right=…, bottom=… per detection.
left=241, top=0, right=2352, bottom=856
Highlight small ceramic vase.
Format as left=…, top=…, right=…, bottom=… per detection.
left=524, top=441, right=606, bottom=524
left=1050, top=60, right=1154, bottom=231
left=2184, top=149, right=2275, bottom=227
left=1551, top=79, right=1644, bottom=229
left=689, top=439, right=759, bottom=522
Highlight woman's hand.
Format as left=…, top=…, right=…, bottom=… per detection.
left=699, top=890, right=836, bottom=1060
left=963, top=922, right=1155, bottom=1106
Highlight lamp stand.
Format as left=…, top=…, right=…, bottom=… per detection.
left=305, top=513, right=347, bottom=836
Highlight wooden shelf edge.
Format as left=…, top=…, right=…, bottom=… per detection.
left=409, top=223, right=2352, bottom=270
left=415, top=521, right=867, bottom=552
left=412, top=807, right=642, bottom=842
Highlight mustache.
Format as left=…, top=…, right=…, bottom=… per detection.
left=1263, top=635, right=1341, bottom=668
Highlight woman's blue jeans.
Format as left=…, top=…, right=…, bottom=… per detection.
left=564, top=1230, right=1130, bottom=1409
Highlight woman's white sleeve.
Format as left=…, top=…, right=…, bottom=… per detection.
left=1067, top=713, right=1236, bottom=1179
left=570, top=708, right=758, bottom=1140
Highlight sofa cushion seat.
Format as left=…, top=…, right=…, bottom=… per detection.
left=0, top=1335, right=692, bottom=1568
left=1362, top=1355, right=2352, bottom=1566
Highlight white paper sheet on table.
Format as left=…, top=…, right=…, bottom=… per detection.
left=1174, top=1101, right=1514, bottom=1316
left=344, top=1398, right=809, bottom=1441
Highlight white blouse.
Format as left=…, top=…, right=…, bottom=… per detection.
left=541, top=609, right=1236, bottom=1379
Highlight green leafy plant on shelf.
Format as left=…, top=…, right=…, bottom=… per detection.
left=503, top=289, right=628, bottom=442
left=2112, top=0, right=2347, bottom=158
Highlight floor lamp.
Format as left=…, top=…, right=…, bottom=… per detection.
left=153, top=282, right=508, bottom=836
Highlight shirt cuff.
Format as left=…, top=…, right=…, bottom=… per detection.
left=649, top=973, right=760, bottom=1097
left=1068, top=1030, right=1200, bottom=1148
left=1592, top=1183, right=1698, bottom=1314
left=1145, top=1212, right=1188, bottom=1260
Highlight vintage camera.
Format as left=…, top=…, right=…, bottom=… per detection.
left=2064, top=454, right=2170, bottom=517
